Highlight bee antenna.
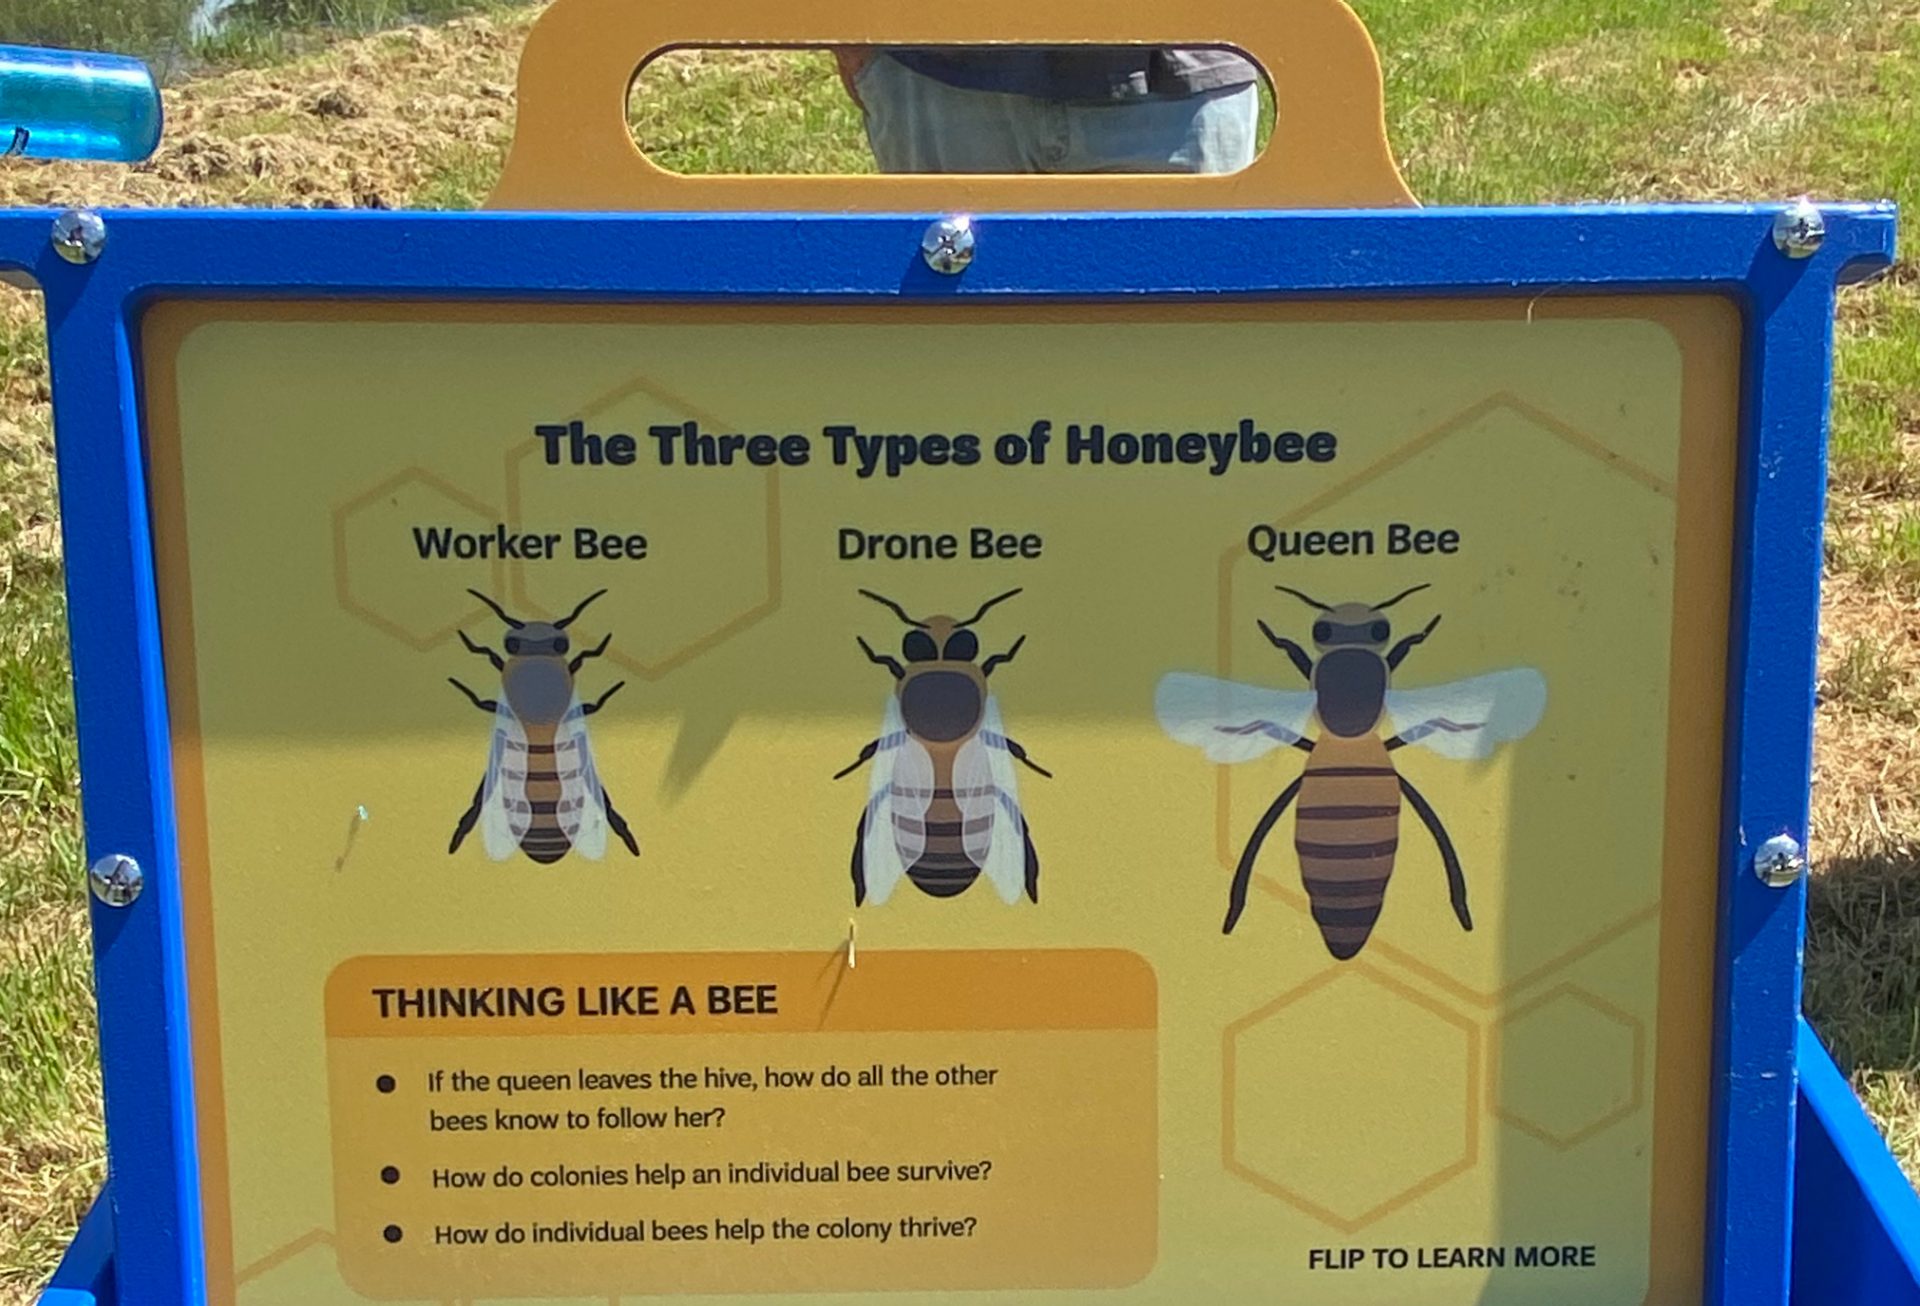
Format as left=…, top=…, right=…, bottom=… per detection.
left=467, top=589, right=525, bottom=629
left=955, top=588, right=1024, bottom=629
left=554, top=588, right=609, bottom=629
left=1273, top=585, right=1333, bottom=613
left=859, top=590, right=929, bottom=629
left=1373, top=584, right=1432, bottom=611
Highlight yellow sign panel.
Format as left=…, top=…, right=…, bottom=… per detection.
left=145, top=296, right=1736, bottom=1305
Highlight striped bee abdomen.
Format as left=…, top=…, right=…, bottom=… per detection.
left=897, top=784, right=992, bottom=899
left=514, top=731, right=575, bottom=865
left=1295, top=734, right=1402, bottom=960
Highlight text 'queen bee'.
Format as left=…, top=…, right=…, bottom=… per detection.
left=1156, top=584, right=1545, bottom=959
left=835, top=588, right=1050, bottom=906
left=448, top=589, right=640, bottom=864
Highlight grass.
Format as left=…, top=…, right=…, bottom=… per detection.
left=0, top=307, right=97, bottom=1300
left=3, top=0, right=1920, bottom=1298
left=195, top=0, right=525, bottom=67
left=0, top=0, right=200, bottom=66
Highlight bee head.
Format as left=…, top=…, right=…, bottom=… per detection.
left=504, top=621, right=571, bottom=659
left=861, top=588, right=1020, bottom=667
left=1276, top=584, right=1430, bottom=653
left=905, top=617, right=978, bottom=665
left=470, top=589, right=605, bottom=660
left=1312, top=603, right=1393, bottom=651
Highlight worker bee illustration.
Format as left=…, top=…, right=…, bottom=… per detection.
left=834, top=588, right=1050, bottom=906
left=1155, top=585, right=1545, bottom=960
left=447, top=589, right=640, bottom=864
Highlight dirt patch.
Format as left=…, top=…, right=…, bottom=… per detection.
left=0, top=14, right=530, bottom=214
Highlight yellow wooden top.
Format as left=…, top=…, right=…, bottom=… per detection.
left=487, top=0, right=1416, bottom=211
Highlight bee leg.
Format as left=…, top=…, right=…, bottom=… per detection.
left=1400, top=775, right=1472, bottom=931
left=600, top=787, right=640, bottom=856
left=999, top=734, right=1053, bottom=779
left=1224, top=774, right=1305, bottom=934
left=580, top=681, right=627, bottom=716
left=458, top=630, right=505, bottom=671
left=980, top=634, right=1027, bottom=678
left=1023, top=818, right=1040, bottom=904
left=1386, top=614, right=1443, bottom=671
left=851, top=807, right=870, bottom=906
left=569, top=633, right=612, bottom=674
left=447, top=678, right=500, bottom=713
left=1256, top=621, right=1315, bottom=682
left=449, top=775, right=486, bottom=853
left=834, top=739, right=881, bottom=780
left=857, top=636, right=905, bottom=680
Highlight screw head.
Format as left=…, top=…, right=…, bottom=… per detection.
left=1773, top=200, right=1825, bottom=259
left=921, top=215, right=975, bottom=275
left=88, top=853, right=143, bottom=907
left=50, top=208, right=106, bottom=265
left=1753, top=834, right=1807, bottom=888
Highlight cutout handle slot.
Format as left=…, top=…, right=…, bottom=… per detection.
left=488, top=0, right=1415, bottom=212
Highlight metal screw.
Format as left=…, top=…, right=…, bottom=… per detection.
left=1753, top=835, right=1807, bottom=888
left=88, top=853, right=143, bottom=907
left=921, top=216, right=975, bottom=275
left=1772, top=199, right=1825, bottom=259
left=50, top=208, right=106, bottom=265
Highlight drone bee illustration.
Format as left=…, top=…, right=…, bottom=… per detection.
left=447, top=588, right=640, bottom=864
left=1155, top=584, right=1545, bottom=960
left=834, top=588, right=1049, bottom=906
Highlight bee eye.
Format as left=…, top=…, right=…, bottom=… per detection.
left=505, top=637, right=522, bottom=655
left=1371, top=621, right=1390, bottom=642
left=554, top=636, right=570, bottom=655
left=1311, top=621, right=1333, bottom=644
left=903, top=631, right=938, bottom=662
left=943, top=630, right=979, bottom=661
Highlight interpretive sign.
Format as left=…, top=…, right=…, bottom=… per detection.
left=143, top=296, right=1735, bottom=1304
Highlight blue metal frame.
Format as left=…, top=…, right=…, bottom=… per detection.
left=1793, top=1018, right=1920, bottom=1304
left=0, top=201, right=1893, bottom=1306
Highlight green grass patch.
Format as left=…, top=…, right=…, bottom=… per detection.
left=630, top=52, right=873, bottom=177
left=195, top=0, right=522, bottom=67
left=0, top=0, right=200, bottom=64
left=1833, top=509, right=1920, bottom=595
left=1823, top=637, right=1914, bottom=720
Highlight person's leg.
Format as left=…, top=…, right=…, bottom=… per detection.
left=855, top=55, right=1044, bottom=173
left=1060, top=82, right=1261, bottom=174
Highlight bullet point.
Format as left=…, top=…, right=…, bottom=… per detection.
left=375, top=1074, right=395, bottom=1094
left=383, top=1225, right=403, bottom=1244
left=380, top=1166, right=400, bottom=1185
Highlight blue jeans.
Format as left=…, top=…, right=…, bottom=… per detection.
left=855, top=55, right=1260, bottom=175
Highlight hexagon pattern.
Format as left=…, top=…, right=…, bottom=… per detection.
left=1493, top=985, right=1645, bottom=1149
left=500, top=396, right=781, bottom=682
left=1225, top=968, right=1479, bottom=1231
left=234, top=1229, right=337, bottom=1305
left=332, top=469, right=504, bottom=650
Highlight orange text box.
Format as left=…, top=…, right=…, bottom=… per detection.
left=325, top=949, right=1157, bottom=1298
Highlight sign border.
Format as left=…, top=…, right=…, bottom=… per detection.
left=0, top=201, right=1895, bottom=1306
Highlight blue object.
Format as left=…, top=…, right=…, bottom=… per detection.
left=1793, top=1017, right=1920, bottom=1303
left=38, top=1188, right=113, bottom=1306
left=0, top=44, right=162, bottom=163
left=0, top=202, right=1900, bottom=1306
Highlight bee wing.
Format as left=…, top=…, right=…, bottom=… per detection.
left=1384, top=668, right=1547, bottom=759
left=861, top=696, right=921, bottom=906
left=556, top=698, right=608, bottom=861
left=1154, top=673, right=1318, bottom=763
left=962, top=697, right=1028, bottom=906
left=481, top=705, right=531, bottom=860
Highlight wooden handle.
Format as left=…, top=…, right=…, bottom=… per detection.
left=486, top=0, right=1415, bottom=212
